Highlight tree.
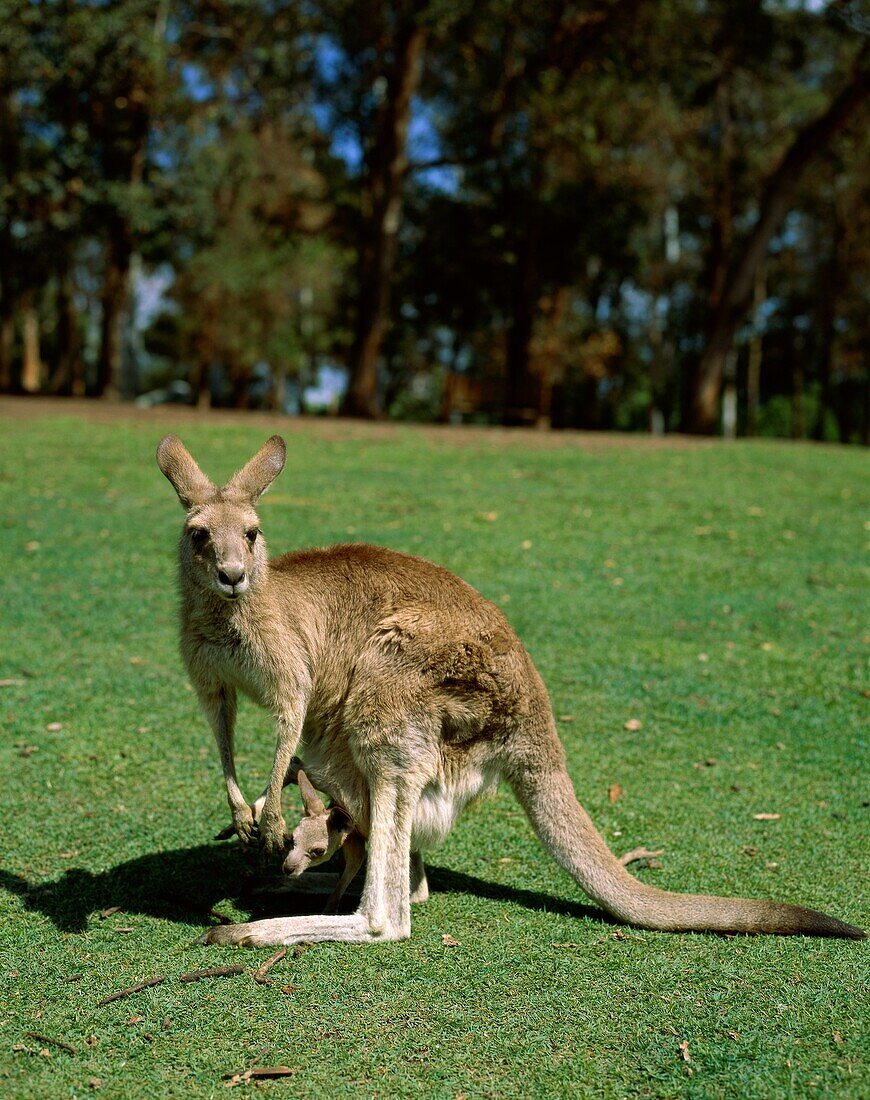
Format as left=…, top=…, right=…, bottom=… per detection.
left=687, top=38, right=869, bottom=432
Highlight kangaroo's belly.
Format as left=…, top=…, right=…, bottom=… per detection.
left=411, top=765, right=499, bottom=850
left=296, top=735, right=499, bottom=850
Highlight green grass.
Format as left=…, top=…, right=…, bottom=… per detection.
left=0, top=407, right=867, bottom=1099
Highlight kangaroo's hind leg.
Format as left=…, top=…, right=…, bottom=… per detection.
left=205, top=752, right=421, bottom=946
left=410, top=850, right=429, bottom=904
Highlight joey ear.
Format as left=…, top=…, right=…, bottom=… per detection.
left=156, top=435, right=215, bottom=510
left=328, top=807, right=354, bottom=836
left=224, top=435, right=286, bottom=503
left=297, top=769, right=326, bottom=817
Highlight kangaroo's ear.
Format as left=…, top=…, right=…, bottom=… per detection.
left=156, top=435, right=215, bottom=510
left=297, top=769, right=326, bottom=817
left=224, top=435, right=286, bottom=503
left=328, top=807, right=354, bottom=837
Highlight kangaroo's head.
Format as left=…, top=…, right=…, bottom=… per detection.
left=156, top=434, right=286, bottom=601
left=282, top=769, right=355, bottom=877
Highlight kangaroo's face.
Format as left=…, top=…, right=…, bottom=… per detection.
left=157, top=434, right=286, bottom=601
left=182, top=498, right=264, bottom=600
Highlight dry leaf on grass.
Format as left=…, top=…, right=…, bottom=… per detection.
left=619, top=847, right=664, bottom=866
left=441, top=934, right=461, bottom=947
left=225, top=1066, right=299, bottom=1087
left=753, top=813, right=781, bottom=821
left=623, top=719, right=642, bottom=732
left=609, top=784, right=622, bottom=802
left=678, top=1039, right=691, bottom=1062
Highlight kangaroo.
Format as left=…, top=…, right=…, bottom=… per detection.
left=157, top=434, right=865, bottom=947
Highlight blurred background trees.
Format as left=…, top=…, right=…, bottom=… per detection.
left=0, top=0, right=867, bottom=438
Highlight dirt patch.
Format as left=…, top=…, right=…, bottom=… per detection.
left=0, top=395, right=712, bottom=451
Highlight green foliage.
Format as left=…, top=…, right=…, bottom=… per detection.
left=0, top=410, right=867, bottom=1097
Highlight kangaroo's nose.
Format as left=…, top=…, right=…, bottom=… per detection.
left=218, top=564, right=246, bottom=586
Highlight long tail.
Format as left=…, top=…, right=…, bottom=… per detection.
left=511, top=765, right=865, bottom=938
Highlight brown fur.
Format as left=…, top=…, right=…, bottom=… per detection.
left=157, top=434, right=866, bottom=947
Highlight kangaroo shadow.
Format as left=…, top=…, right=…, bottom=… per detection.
left=0, top=842, right=330, bottom=935
left=0, top=843, right=607, bottom=934
left=425, top=864, right=607, bottom=925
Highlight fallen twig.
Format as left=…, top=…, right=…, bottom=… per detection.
left=24, top=1032, right=78, bottom=1056
left=179, top=965, right=245, bottom=983
left=619, top=846, right=664, bottom=866
left=254, top=948, right=287, bottom=986
left=98, top=976, right=166, bottom=1006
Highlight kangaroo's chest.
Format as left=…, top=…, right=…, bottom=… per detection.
left=189, top=633, right=277, bottom=709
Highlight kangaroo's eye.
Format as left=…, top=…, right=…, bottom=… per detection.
left=309, top=846, right=326, bottom=860
left=190, top=527, right=209, bottom=547
left=245, top=528, right=259, bottom=546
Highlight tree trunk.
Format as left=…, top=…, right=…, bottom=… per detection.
left=95, top=234, right=130, bottom=399
left=21, top=304, right=43, bottom=393
left=48, top=269, right=81, bottom=395
left=503, top=229, right=541, bottom=425
left=813, top=198, right=842, bottom=441
left=792, top=356, right=805, bottom=439
left=688, top=44, right=870, bottom=434
left=344, top=22, right=427, bottom=418
left=0, top=308, right=13, bottom=391
left=746, top=263, right=765, bottom=436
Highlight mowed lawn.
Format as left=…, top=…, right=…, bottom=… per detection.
left=0, top=404, right=866, bottom=1099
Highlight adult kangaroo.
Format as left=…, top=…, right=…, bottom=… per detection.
left=156, top=434, right=865, bottom=947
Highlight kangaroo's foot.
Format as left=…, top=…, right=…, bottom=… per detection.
left=202, top=912, right=407, bottom=947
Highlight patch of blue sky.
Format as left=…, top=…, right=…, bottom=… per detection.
left=180, top=62, right=214, bottom=104
left=309, top=34, right=458, bottom=193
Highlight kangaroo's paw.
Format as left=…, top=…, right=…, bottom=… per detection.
left=229, top=805, right=259, bottom=847
left=257, top=810, right=287, bottom=857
